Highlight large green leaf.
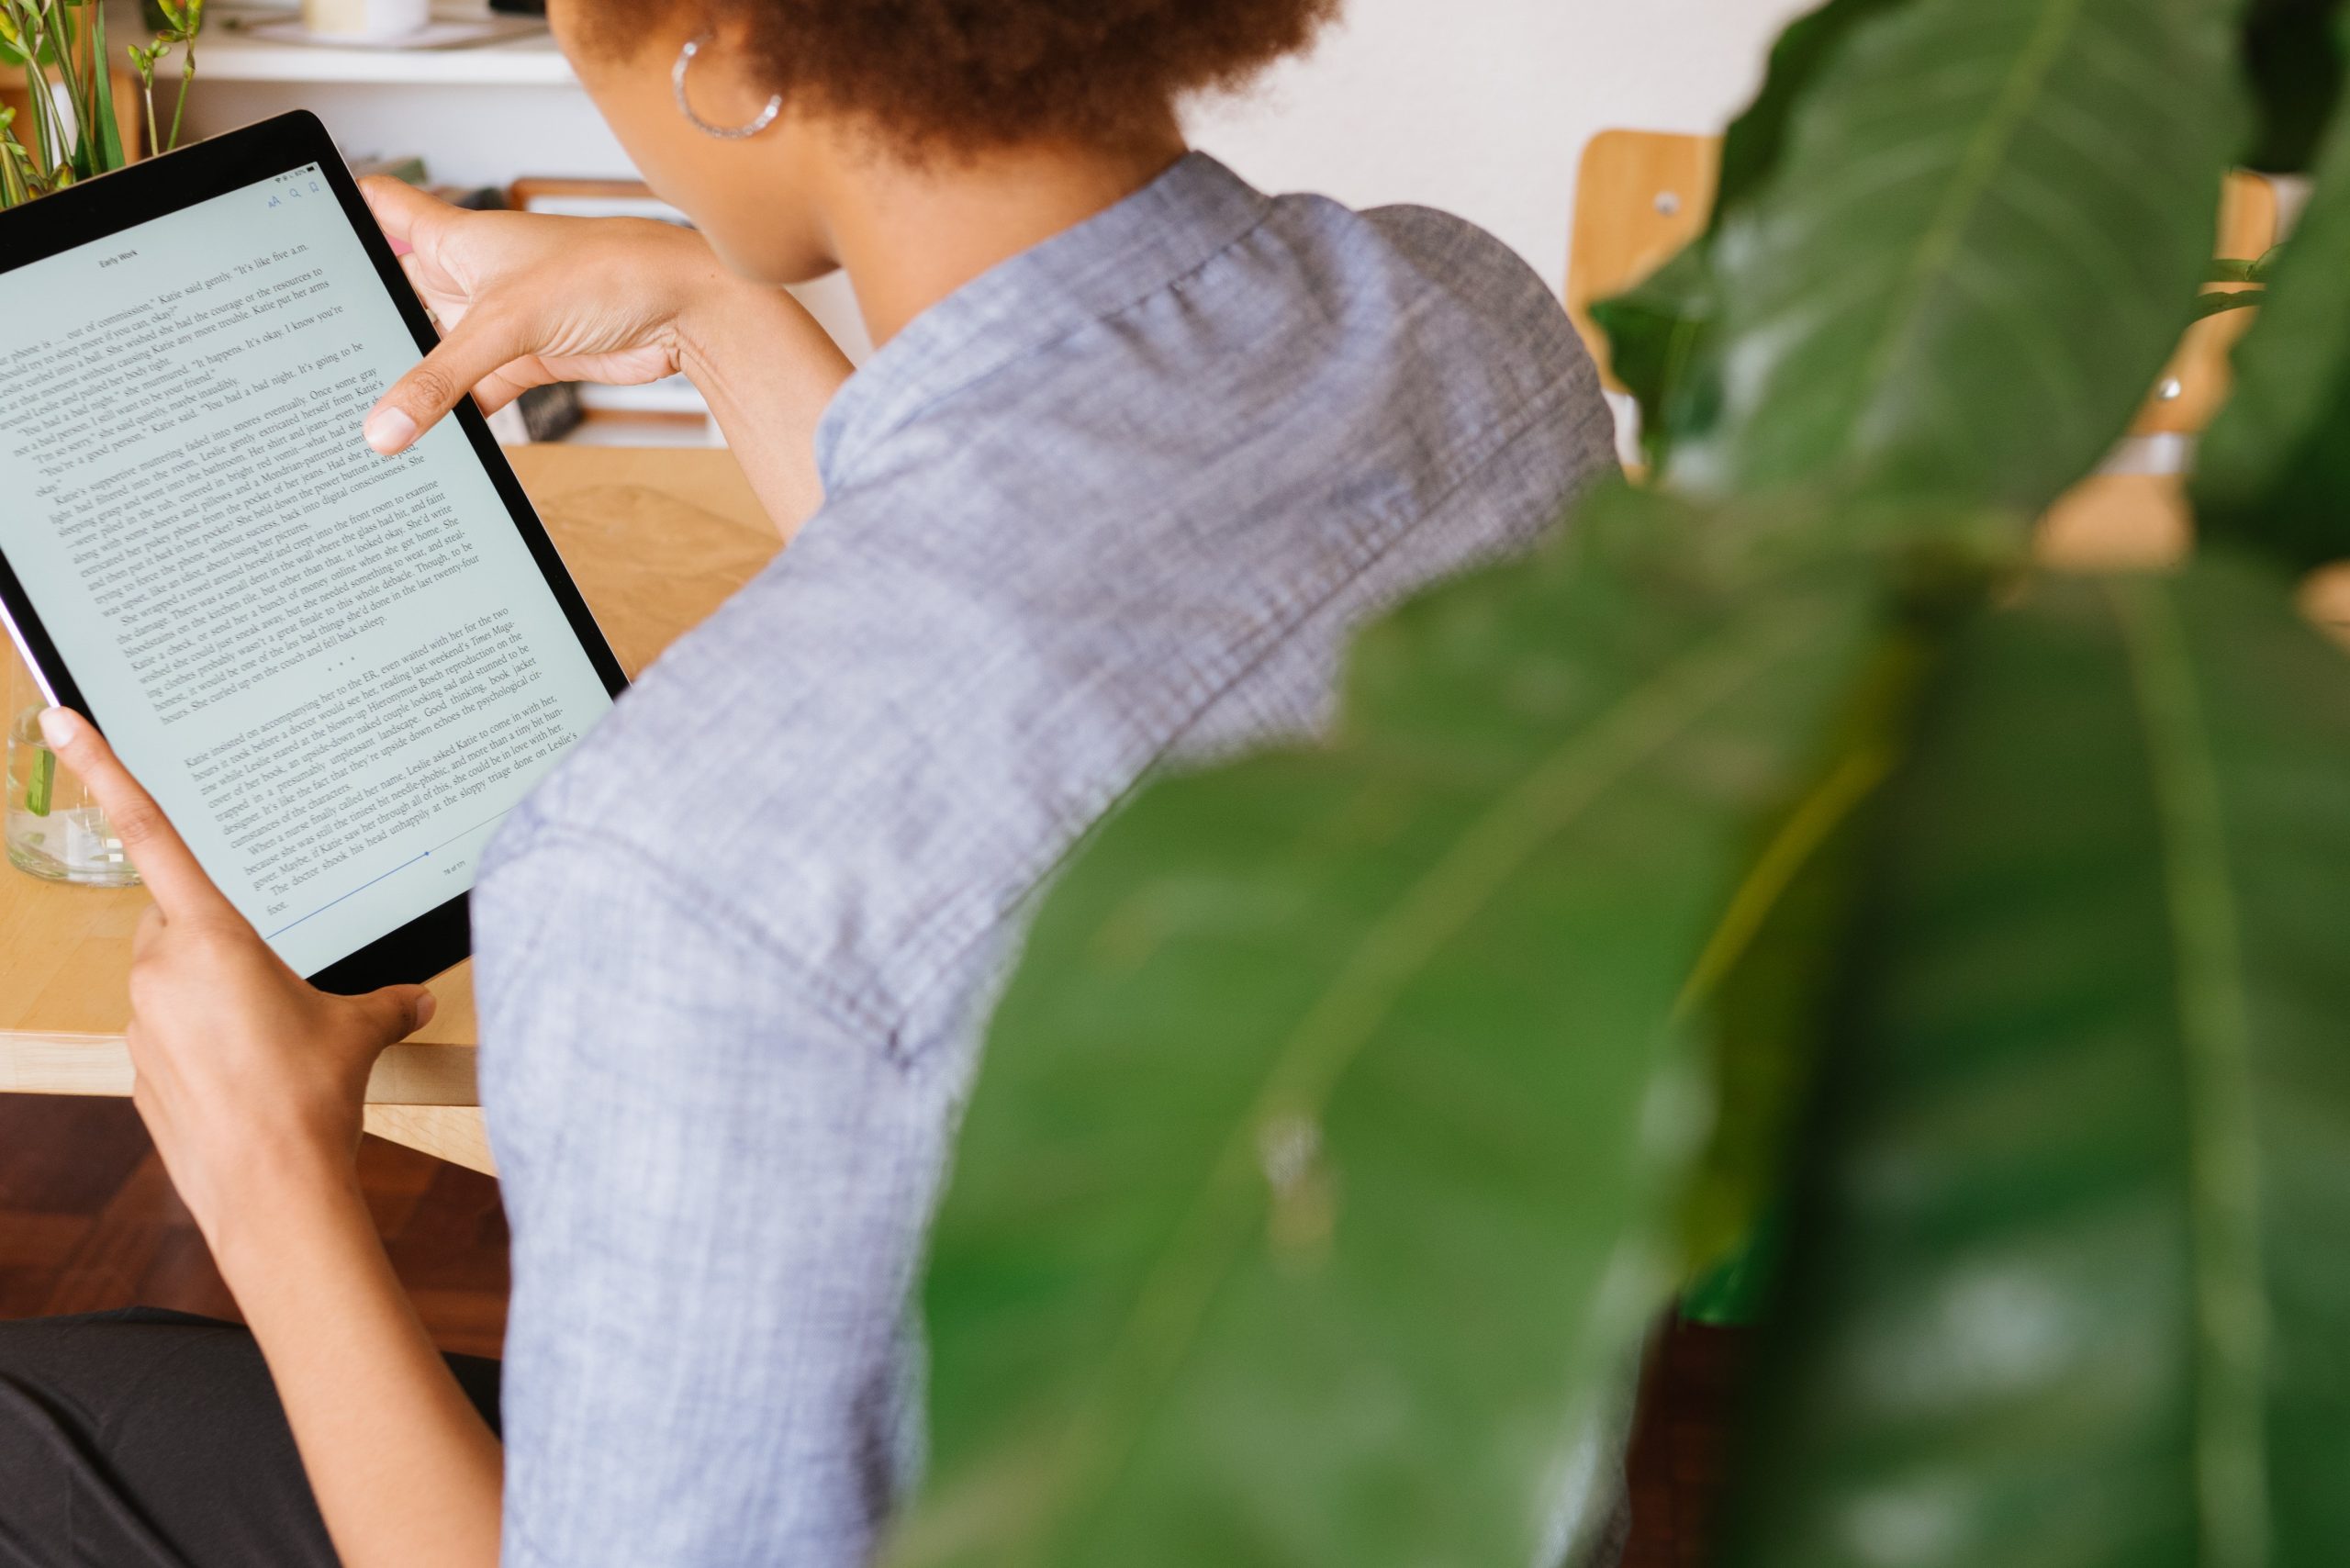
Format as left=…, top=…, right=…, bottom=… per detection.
left=1716, top=0, right=1921, bottom=218
left=2242, top=0, right=2345, bottom=172
left=1589, top=244, right=1719, bottom=474
left=892, top=488, right=1895, bottom=1568
left=1720, top=554, right=2350, bottom=1567
left=2195, top=84, right=2350, bottom=571
left=1591, top=0, right=1905, bottom=470
left=1671, top=0, right=2249, bottom=512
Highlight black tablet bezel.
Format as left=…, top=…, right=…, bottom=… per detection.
left=0, top=111, right=630, bottom=994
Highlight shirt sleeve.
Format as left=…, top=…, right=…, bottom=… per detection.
left=470, top=829, right=958, bottom=1568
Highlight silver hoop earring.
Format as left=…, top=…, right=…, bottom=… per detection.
left=672, top=35, right=782, bottom=141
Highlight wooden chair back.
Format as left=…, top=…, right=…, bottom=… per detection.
left=1565, top=129, right=1717, bottom=397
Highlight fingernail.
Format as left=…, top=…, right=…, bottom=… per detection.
left=364, top=408, right=418, bottom=455
left=37, top=708, right=82, bottom=749
left=414, top=991, right=438, bottom=1028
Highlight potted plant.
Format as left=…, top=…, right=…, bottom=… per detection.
left=885, top=1, right=2350, bottom=1564
left=3, top=0, right=200, bottom=883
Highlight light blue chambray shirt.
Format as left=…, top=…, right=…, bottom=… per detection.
left=471, top=152, right=1616, bottom=1566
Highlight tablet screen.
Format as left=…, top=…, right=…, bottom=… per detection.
left=0, top=162, right=618, bottom=979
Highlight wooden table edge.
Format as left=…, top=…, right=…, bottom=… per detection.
left=1, top=1036, right=494, bottom=1174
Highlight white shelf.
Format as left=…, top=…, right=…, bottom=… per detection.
left=194, top=31, right=575, bottom=86
left=141, top=4, right=578, bottom=87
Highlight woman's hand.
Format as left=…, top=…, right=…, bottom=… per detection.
left=37, top=708, right=436, bottom=1249
left=360, top=177, right=854, bottom=539
left=359, top=177, right=728, bottom=455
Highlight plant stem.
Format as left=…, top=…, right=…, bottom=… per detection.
left=24, top=4, right=73, bottom=188
left=26, top=745, right=53, bottom=817
left=73, top=3, right=98, bottom=163
left=18, top=23, right=59, bottom=181
left=167, top=42, right=190, bottom=151
left=54, top=0, right=92, bottom=178
left=83, top=0, right=124, bottom=172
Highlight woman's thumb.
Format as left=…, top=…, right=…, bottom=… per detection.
left=354, top=984, right=438, bottom=1042
left=360, top=174, right=453, bottom=256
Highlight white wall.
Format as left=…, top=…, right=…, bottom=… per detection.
left=189, top=80, right=629, bottom=188
left=192, top=1, right=1812, bottom=293
left=1189, top=0, right=1814, bottom=287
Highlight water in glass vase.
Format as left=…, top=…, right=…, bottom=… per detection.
left=6, top=709, right=142, bottom=887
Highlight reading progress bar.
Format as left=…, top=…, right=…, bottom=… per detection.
left=261, top=811, right=512, bottom=943
left=264, top=852, right=428, bottom=941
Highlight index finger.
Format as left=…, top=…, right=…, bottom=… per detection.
left=36, top=709, right=235, bottom=921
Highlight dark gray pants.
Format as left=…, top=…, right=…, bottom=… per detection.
left=0, top=1308, right=499, bottom=1568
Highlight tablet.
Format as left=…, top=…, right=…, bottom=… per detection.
left=0, top=112, right=628, bottom=992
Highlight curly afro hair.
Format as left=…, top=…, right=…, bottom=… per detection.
left=582, top=0, right=1342, bottom=151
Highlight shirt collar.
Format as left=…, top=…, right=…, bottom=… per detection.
left=812, top=151, right=1273, bottom=487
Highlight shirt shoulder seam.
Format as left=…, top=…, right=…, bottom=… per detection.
left=827, top=204, right=1281, bottom=488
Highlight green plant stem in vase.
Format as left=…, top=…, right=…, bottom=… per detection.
left=25, top=744, right=52, bottom=816
left=6, top=673, right=137, bottom=887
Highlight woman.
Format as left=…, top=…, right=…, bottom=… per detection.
left=0, top=1, right=1615, bottom=1563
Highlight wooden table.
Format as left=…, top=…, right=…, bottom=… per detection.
left=1, top=446, right=782, bottom=1174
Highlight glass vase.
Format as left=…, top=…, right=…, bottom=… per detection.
left=5, top=650, right=140, bottom=888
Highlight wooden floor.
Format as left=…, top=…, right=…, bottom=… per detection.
left=0, top=1092, right=1737, bottom=1560
left=1622, top=1318, right=1742, bottom=1568
left=0, top=1094, right=509, bottom=1358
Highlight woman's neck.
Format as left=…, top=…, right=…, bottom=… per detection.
left=819, top=129, right=1191, bottom=347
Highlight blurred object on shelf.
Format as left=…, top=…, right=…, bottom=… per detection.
left=166, top=3, right=571, bottom=84
left=226, top=4, right=543, bottom=50
left=508, top=175, right=688, bottom=221
left=303, top=0, right=430, bottom=39
left=517, top=383, right=584, bottom=443
left=487, top=0, right=543, bottom=12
